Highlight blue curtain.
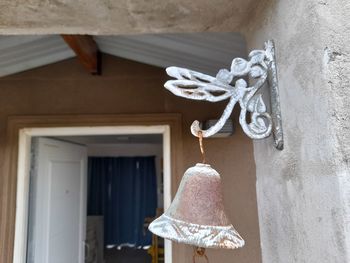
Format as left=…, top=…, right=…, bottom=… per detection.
left=87, top=156, right=157, bottom=247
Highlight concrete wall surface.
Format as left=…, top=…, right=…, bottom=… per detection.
left=0, top=0, right=257, bottom=35
left=0, top=55, right=262, bottom=263
left=244, top=0, right=350, bottom=262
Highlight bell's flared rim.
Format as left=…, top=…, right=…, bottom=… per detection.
left=148, top=214, right=245, bottom=249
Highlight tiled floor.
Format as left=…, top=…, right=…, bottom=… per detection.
left=104, top=247, right=151, bottom=263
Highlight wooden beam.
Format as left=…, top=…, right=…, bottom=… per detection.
left=61, top=35, right=101, bottom=75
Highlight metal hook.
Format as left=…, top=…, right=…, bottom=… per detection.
left=193, top=247, right=209, bottom=263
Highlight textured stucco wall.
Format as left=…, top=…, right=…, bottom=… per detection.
left=0, top=0, right=257, bottom=35
left=244, top=0, right=350, bottom=262
left=0, top=55, right=262, bottom=263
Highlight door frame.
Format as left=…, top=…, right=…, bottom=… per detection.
left=1, top=114, right=183, bottom=263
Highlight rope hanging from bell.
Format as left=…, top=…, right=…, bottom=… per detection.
left=198, top=131, right=206, bottom=164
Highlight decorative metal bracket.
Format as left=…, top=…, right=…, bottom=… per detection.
left=164, top=40, right=284, bottom=150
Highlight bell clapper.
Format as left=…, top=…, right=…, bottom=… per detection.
left=193, top=247, right=209, bottom=263
left=198, top=131, right=206, bottom=164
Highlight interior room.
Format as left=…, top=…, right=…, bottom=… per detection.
left=26, top=134, right=166, bottom=263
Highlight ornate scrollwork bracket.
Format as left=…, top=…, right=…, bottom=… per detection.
left=164, top=40, right=284, bottom=150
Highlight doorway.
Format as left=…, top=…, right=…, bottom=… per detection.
left=53, top=134, right=164, bottom=263
left=12, top=121, right=177, bottom=263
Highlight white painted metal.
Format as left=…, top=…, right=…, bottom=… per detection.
left=0, top=33, right=246, bottom=77
left=164, top=40, right=283, bottom=150
left=26, top=138, right=87, bottom=263
left=13, top=125, right=172, bottom=263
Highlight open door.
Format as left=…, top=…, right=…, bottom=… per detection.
left=26, top=138, right=87, bottom=263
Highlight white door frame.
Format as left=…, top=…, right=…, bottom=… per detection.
left=13, top=125, right=172, bottom=263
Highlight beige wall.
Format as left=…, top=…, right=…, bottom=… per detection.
left=0, top=54, right=261, bottom=263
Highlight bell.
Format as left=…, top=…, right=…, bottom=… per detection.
left=149, top=163, right=245, bottom=249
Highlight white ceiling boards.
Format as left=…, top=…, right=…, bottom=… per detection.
left=0, top=33, right=246, bottom=77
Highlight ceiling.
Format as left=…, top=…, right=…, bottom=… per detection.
left=0, top=33, right=246, bottom=77
left=52, top=134, right=163, bottom=145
